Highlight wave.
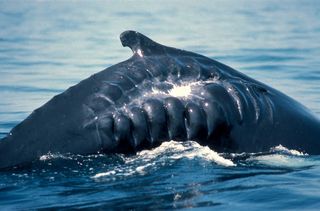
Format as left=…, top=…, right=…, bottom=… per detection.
left=92, top=140, right=235, bottom=179
left=36, top=141, right=314, bottom=180
left=244, top=145, right=314, bottom=168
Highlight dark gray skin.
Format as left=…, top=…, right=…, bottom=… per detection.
left=0, top=30, right=320, bottom=169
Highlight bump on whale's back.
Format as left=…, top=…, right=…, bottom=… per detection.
left=1, top=30, right=320, bottom=170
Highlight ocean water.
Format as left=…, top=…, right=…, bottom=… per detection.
left=0, top=0, right=320, bottom=209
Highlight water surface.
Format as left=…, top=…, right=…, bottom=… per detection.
left=0, top=0, right=320, bottom=209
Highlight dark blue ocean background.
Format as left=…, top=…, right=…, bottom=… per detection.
left=0, top=0, right=320, bottom=209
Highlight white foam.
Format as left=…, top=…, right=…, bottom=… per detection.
left=271, top=144, right=307, bottom=156
left=135, top=163, right=153, bottom=174
left=39, top=152, right=71, bottom=161
left=159, top=141, right=235, bottom=167
left=124, top=140, right=235, bottom=167
left=247, top=145, right=310, bottom=168
left=92, top=167, right=136, bottom=179
left=92, top=170, right=116, bottom=178
left=249, top=154, right=312, bottom=168
left=92, top=141, right=235, bottom=179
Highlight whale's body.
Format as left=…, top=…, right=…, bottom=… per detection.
left=0, top=31, right=320, bottom=169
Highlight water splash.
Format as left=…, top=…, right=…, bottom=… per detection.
left=270, top=144, right=308, bottom=156
left=246, top=145, right=312, bottom=168
left=92, top=140, right=235, bottom=179
left=39, top=152, right=73, bottom=161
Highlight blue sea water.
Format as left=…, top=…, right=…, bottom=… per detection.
left=0, top=0, right=320, bottom=209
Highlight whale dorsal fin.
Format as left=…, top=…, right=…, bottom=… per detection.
left=120, top=30, right=207, bottom=60
left=120, top=30, right=170, bottom=57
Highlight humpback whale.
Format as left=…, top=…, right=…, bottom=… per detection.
left=0, top=30, right=319, bottom=169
